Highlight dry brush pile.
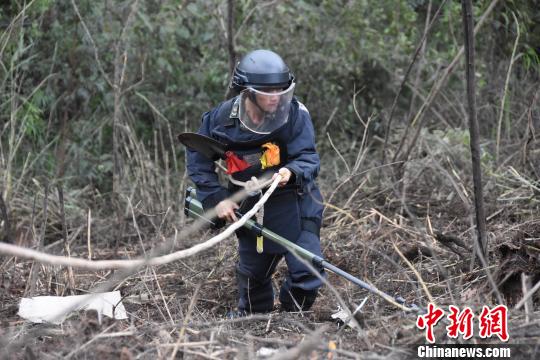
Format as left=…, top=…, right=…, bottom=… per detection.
left=1, top=110, right=540, bottom=358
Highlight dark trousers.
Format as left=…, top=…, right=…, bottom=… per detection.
left=236, top=230, right=325, bottom=313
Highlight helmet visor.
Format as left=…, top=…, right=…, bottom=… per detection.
left=238, top=83, right=295, bottom=134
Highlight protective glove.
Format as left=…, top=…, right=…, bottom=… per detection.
left=215, top=199, right=239, bottom=223
left=272, top=167, right=292, bottom=187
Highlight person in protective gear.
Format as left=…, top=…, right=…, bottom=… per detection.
left=187, top=49, right=325, bottom=315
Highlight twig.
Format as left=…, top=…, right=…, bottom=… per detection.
left=177, top=349, right=221, bottom=360
left=352, top=86, right=367, bottom=127
left=188, top=314, right=271, bottom=328
left=392, top=242, right=435, bottom=305
left=326, top=132, right=350, bottom=174
left=394, top=0, right=500, bottom=164
left=352, top=112, right=374, bottom=174
left=170, top=283, right=202, bottom=359
left=127, top=195, right=174, bottom=325
left=70, top=0, right=113, bottom=88
left=87, top=209, right=92, bottom=260
left=57, top=185, right=75, bottom=294
left=233, top=0, right=280, bottom=42
left=152, top=266, right=174, bottom=325
left=521, top=273, right=533, bottom=324
left=159, top=341, right=217, bottom=347
left=382, top=0, right=448, bottom=164
left=521, top=89, right=539, bottom=165
left=0, top=191, right=11, bottom=243
left=515, top=278, right=540, bottom=310
left=244, top=334, right=294, bottom=346
left=323, top=201, right=363, bottom=226
left=496, top=11, right=520, bottom=164
left=508, top=167, right=540, bottom=192
left=94, top=331, right=135, bottom=339
left=0, top=0, right=37, bottom=59
left=324, top=161, right=403, bottom=211
left=112, top=0, right=140, bottom=193
left=407, top=0, right=433, bottom=119
left=27, top=181, right=49, bottom=296
left=137, top=267, right=170, bottom=325
left=472, top=237, right=504, bottom=305
left=322, top=106, right=338, bottom=135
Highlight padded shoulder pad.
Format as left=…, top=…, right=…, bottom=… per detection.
left=298, top=101, right=309, bottom=114
left=213, top=97, right=237, bottom=127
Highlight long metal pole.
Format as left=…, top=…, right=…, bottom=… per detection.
left=185, top=187, right=421, bottom=313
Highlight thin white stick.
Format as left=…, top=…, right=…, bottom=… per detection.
left=87, top=209, right=92, bottom=260
left=521, top=273, right=532, bottom=324
left=496, top=11, right=520, bottom=163
left=515, top=278, right=540, bottom=310
left=326, top=132, right=350, bottom=174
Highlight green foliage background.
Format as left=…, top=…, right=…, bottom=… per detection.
left=1, top=0, right=538, bottom=212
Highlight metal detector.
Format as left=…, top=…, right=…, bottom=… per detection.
left=184, top=186, right=421, bottom=313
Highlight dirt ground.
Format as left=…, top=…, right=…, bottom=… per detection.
left=1, top=152, right=540, bottom=359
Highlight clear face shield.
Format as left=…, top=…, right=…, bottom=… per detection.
left=238, top=83, right=295, bottom=134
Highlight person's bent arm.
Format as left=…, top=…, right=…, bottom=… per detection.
left=186, top=111, right=232, bottom=215
left=284, top=104, right=320, bottom=189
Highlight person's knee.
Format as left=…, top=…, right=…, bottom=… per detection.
left=238, top=251, right=281, bottom=281
left=295, top=230, right=323, bottom=257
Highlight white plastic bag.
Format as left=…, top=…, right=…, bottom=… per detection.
left=18, top=291, right=128, bottom=324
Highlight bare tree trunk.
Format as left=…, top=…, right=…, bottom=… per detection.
left=461, top=0, right=487, bottom=259
left=112, top=36, right=125, bottom=196
left=112, top=0, right=140, bottom=194
left=0, top=192, right=11, bottom=243
left=224, top=0, right=237, bottom=100
left=55, top=110, right=68, bottom=179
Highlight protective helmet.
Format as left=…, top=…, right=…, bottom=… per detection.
left=231, top=49, right=295, bottom=91
left=232, top=50, right=296, bottom=135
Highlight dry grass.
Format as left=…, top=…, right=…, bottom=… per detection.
left=1, top=5, right=539, bottom=357
left=1, top=128, right=539, bottom=358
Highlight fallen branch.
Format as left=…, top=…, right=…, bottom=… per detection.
left=0, top=177, right=281, bottom=270
left=392, top=242, right=435, bottom=306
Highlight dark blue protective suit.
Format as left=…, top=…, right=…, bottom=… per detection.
left=187, top=96, right=325, bottom=313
